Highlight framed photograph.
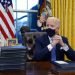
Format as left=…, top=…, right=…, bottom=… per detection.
left=0, top=40, right=4, bottom=47
left=7, top=38, right=18, bottom=46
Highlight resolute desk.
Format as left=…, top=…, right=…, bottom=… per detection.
left=26, top=61, right=75, bottom=75
left=0, top=62, right=75, bottom=75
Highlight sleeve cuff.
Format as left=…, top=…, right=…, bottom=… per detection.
left=60, top=44, right=69, bottom=51
left=47, top=44, right=53, bottom=51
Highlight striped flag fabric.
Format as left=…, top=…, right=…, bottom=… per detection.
left=37, top=0, right=52, bottom=30
left=0, top=0, right=15, bottom=45
left=38, top=0, right=46, bottom=17
left=38, top=0, right=52, bottom=17
left=46, top=0, right=52, bottom=16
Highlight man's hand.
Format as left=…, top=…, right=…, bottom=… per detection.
left=52, top=35, right=65, bottom=47
left=59, top=37, right=65, bottom=47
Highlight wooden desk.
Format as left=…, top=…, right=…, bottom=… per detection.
left=26, top=61, right=75, bottom=75
left=0, top=62, right=75, bottom=75
left=26, top=62, right=53, bottom=75
left=0, top=70, right=25, bottom=75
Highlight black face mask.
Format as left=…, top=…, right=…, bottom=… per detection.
left=46, top=28, right=55, bottom=37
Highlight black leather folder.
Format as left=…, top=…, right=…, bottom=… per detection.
left=0, top=45, right=27, bottom=70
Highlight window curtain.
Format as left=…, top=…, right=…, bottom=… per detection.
left=50, top=0, right=75, bottom=49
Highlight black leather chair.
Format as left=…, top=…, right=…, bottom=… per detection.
left=24, top=32, right=46, bottom=61
left=20, top=26, right=46, bottom=61
left=20, top=26, right=30, bottom=46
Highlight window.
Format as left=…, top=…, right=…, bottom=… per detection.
left=12, top=0, right=38, bottom=43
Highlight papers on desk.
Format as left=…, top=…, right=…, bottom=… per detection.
left=52, top=61, right=75, bottom=70
left=54, top=61, right=68, bottom=64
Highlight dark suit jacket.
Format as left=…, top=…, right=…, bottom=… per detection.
left=33, top=34, right=75, bottom=61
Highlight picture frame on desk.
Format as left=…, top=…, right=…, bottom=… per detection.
left=7, top=38, right=18, bottom=46
left=0, top=40, right=4, bottom=47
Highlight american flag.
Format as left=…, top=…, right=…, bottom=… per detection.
left=0, top=0, right=15, bottom=45
left=38, top=0, right=46, bottom=17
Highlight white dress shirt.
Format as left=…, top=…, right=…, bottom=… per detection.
left=47, top=36, right=69, bottom=52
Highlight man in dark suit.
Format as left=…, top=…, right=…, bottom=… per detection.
left=33, top=17, right=75, bottom=61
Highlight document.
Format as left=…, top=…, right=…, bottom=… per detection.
left=55, top=61, right=68, bottom=64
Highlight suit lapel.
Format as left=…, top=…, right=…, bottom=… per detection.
left=42, top=34, right=50, bottom=47
left=42, top=34, right=64, bottom=60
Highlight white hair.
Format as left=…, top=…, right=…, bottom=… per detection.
left=47, top=17, right=60, bottom=26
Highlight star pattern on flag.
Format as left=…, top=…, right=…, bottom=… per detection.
left=0, top=0, right=12, bottom=12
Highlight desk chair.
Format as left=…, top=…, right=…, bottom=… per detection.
left=24, top=32, right=46, bottom=61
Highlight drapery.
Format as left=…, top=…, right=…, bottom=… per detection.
left=50, top=0, right=75, bottom=49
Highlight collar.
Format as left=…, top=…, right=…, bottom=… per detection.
left=48, top=36, right=52, bottom=43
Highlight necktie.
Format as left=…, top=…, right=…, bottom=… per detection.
left=51, top=46, right=56, bottom=61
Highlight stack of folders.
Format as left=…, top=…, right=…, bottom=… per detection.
left=0, top=45, right=27, bottom=70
